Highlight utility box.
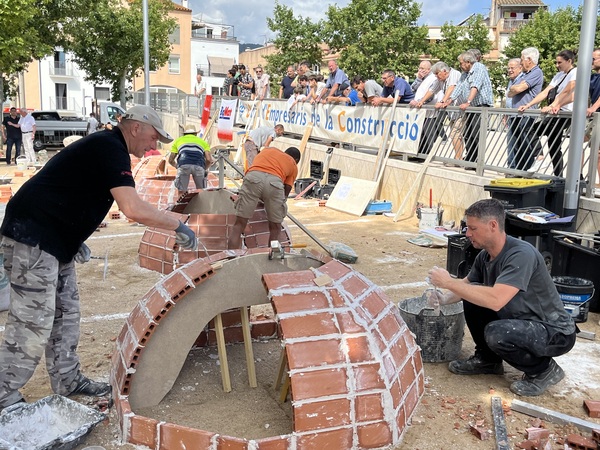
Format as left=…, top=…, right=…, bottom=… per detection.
left=446, top=234, right=481, bottom=279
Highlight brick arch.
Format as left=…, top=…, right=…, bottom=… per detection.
left=110, top=251, right=424, bottom=449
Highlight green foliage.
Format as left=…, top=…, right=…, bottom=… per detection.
left=428, top=14, right=492, bottom=69
left=504, top=6, right=600, bottom=84
left=264, top=2, right=324, bottom=77
left=66, top=0, right=176, bottom=104
left=487, top=59, right=509, bottom=103
left=322, top=0, right=428, bottom=80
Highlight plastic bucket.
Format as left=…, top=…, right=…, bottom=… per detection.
left=553, top=276, right=594, bottom=323
left=16, top=156, right=27, bottom=171
left=398, top=296, right=465, bottom=362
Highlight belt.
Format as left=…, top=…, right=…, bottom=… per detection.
left=22, top=131, right=32, bottom=134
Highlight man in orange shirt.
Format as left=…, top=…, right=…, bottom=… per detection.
left=228, top=146, right=301, bottom=249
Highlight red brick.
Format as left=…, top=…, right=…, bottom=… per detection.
left=141, top=288, right=172, bottom=321
left=271, top=291, right=330, bottom=313
left=566, top=433, right=597, bottom=450
left=516, top=439, right=540, bottom=450
left=526, top=427, right=550, bottom=441
left=341, top=275, right=370, bottom=297
left=279, top=312, right=338, bottom=338
left=353, top=363, right=385, bottom=391
left=403, top=384, right=420, bottom=419
left=255, top=435, right=292, bottom=449
left=399, top=359, right=416, bottom=392
left=583, top=400, right=600, bottom=418
left=469, top=424, right=490, bottom=440
left=286, top=339, right=344, bottom=370
left=357, top=422, right=393, bottom=448
left=129, top=415, right=159, bottom=447
left=336, top=311, right=365, bottom=334
left=359, top=291, right=388, bottom=319
left=377, top=313, right=402, bottom=342
left=389, top=337, right=409, bottom=368
left=126, top=305, right=155, bottom=345
left=395, top=404, right=407, bottom=438
left=318, top=260, right=352, bottom=279
left=250, top=320, right=277, bottom=339
left=160, top=271, right=194, bottom=302
left=328, top=289, right=347, bottom=307
left=294, top=398, right=351, bottom=431
left=355, top=393, right=385, bottom=422
left=295, top=428, right=353, bottom=450
left=159, top=423, right=215, bottom=449
left=217, top=435, right=249, bottom=449
left=389, top=378, right=403, bottom=410
left=346, top=335, right=373, bottom=363
left=290, top=368, right=348, bottom=400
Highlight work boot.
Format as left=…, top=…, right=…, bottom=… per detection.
left=448, top=352, right=504, bottom=375
left=67, top=373, right=112, bottom=397
left=510, top=360, right=565, bottom=397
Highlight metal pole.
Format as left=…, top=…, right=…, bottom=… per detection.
left=143, top=0, right=150, bottom=106
left=564, top=0, right=598, bottom=220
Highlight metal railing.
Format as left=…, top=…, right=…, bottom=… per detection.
left=147, top=94, right=600, bottom=197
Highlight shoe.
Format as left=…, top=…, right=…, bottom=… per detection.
left=68, top=373, right=112, bottom=397
left=448, top=353, right=504, bottom=375
left=510, top=359, right=564, bottom=396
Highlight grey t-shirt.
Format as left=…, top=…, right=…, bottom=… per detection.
left=364, top=80, right=383, bottom=99
left=468, top=236, right=575, bottom=336
left=249, top=126, right=276, bottom=148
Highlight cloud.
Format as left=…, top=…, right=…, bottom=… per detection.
left=188, top=0, right=474, bottom=43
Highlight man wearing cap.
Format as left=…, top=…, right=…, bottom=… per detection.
left=228, top=146, right=301, bottom=249
left=0, top=104, right=198, bottom=412
left=244, top=124, right=284, bottom=169
left=168, top=124, right=213, bottom=197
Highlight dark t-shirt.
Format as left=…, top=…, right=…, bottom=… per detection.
left=1, top=128, right=135, bottom=263
left=2, top=116, right=20, bottom=140
left=590, top=73, right=600, bottom=111
left=467, top=236, right=575, bottom=336
left=280, top=76, right=295, bottom=99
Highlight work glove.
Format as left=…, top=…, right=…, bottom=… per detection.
left=423, top=287, right=444, bottom=309
left=175, top=221, right=198, bottom=250
left=74, top=243, right=91, bottom=264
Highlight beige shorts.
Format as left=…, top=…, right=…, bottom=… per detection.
left=235, top=171, right=287, bottom=223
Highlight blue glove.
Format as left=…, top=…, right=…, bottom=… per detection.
left=74, top=243, right=91, bottom=264
left=175, top=221, right=198, bottom=250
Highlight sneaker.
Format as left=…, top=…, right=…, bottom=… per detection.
left=448, top=353, right=504, bottom=375
left=510, top=359, right=564, bottom=396
left=68, top=373, right=112, bottom=397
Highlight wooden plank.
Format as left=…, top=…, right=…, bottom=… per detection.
left=491, top=397, right=510, bottom=450
left=373, top=135, right=397, bottom=200
left=325, top=175, right=378, bottom=216
left=372, top=90, right=400, bottom=181
left=293, top=180, right=317, bottom=200
left=392, top=150, right=436, bottom=222
left=511, top=399, right=600, bottom=433
left=214, top=313, right=232, bottom=393
left=240, top=306, right=257, bottom=388
left=298, top=124, right=313, bottom=154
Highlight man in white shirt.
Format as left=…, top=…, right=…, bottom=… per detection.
left=253, top=66, right=270, bottom=100
left=194, top=74, right=206, bottom=98
left=18, top=108, right=36, bottom=165
left=87, top=112, right=99, bottom=135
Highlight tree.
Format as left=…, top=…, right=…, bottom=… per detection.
left=66, top=0, right=176, bottom=106
left=322, top=0, right=428, bottom=80
left=504, top=5, right=600, bottom=84
left=428, top=14, right=493, bottom=69
left=264, top=1, right=324, bottom=87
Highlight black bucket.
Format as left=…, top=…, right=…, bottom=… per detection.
left=398, top=296, right=465, bottom=363
left=553, top=276, right=594, bottom=323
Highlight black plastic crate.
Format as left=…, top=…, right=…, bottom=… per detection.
left=328, top=168, right=341, bottom=185
left=294, top=178, right=320, bottom=197
left=551, top=236, right=600, bottom=312
left=446, top=233, right=481, bottom=278
left=315, top=184, right=335, bottom=199
left=310, top=160, right=323, bottom=179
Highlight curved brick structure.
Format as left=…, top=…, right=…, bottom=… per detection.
left=111, top=251, right=424, bottom=449
left=132, top=155, right=175, bottom=181
left=136, top=175, right=221, bottom=211
left=138, top=189, right=292, bottom=274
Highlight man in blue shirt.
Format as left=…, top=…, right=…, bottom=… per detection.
left=507, top=47, right=544, bottom=171
left=372, top=69, right=415, bottom=106
left=318, top=60, right=350, bottom=103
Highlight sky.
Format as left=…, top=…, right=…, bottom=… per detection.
left=188, top=0, right=580, bottom=44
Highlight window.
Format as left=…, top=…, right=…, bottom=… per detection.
left=169, top=26, right=180, bottom=45
left=168, top=56, right=180, bottom=74
left=55, top=83, right=67, bottom=109
left=54, top=51, right=66, bottom=75
left=95, top=87, right=110, bottom=101
left=206, top=28, right=213, bottom=39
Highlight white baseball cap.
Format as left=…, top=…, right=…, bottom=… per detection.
left=123, top=105, right=173, bottom=143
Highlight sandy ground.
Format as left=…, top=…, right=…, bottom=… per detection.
left=0, top=161, right=599, bottom=449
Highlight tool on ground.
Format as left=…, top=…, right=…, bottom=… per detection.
left=393, top=149, right=436, bottom=221
left=268, top=241, right=307, bottom=260
left=89, top=251, right=109, bottom=281
left=286, top=212, right=358, bottom=263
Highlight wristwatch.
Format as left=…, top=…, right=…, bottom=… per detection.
left=466, top=100, right=472, bottom=105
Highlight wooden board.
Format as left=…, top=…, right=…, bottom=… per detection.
left=325, top=175, right=378, bottom=216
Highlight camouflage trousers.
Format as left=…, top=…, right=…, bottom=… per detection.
left=0, top=236, right=82, bottom=408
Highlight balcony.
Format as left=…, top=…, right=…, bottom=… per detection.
left=49, top=97, right=82, bottom=112
left=498, top=18, right=532, bottom=33
left=49, top=62, right=76, bottom=77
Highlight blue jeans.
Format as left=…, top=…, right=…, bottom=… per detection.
left=5, top=137, right=21, bottom=164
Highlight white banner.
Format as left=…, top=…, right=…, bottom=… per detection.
left=236, top=100, right=425, bottom=154
left=217, top=99, right=238, bottom=142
